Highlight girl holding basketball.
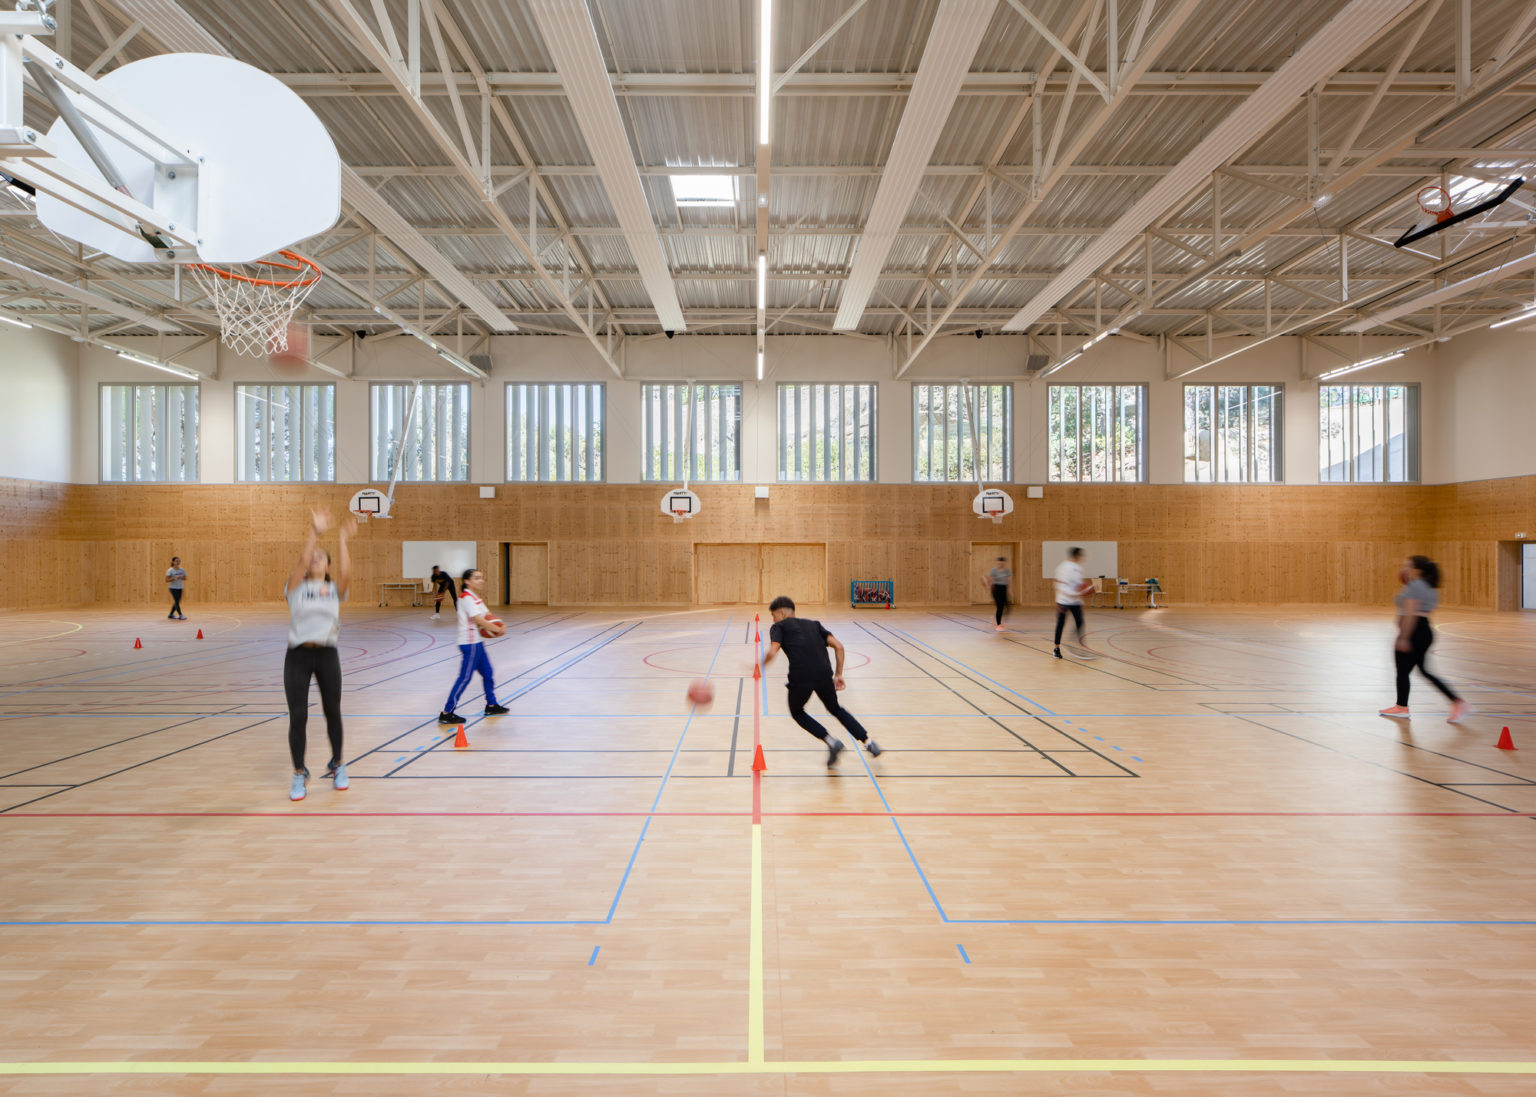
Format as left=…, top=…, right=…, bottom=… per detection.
left=438, top=568, right=510, bottom=725
left=283, top=508, right=353, bottom=801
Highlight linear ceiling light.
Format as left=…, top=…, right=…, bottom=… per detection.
left=757, top=349, right=764, bottom=380
left=1319, top=350, right=1404, bottom=380
left=1490, top=305, right=1536, bottom=329
left=759, top=0, right=773, bottom=144
left=757, top=252, right=767, bottom=311
left=117, top=351, right=199, bottom=380
left=1344, top=244, right=1536, bottom=332
left=0, top=313, right=31, bottom=329
left=1002, top=0, right=1417, bottom=333
left=530, top=0, right=686, bottom=332
left=834, top=0, right=998, bottom=331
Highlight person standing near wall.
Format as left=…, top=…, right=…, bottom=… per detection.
left=165, top=556, right=187, bottom=620
left=982, top=556, right=1012, bottom=631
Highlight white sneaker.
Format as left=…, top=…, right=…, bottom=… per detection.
left=431, top=613, right=440, bottom=620
left=289, top=770, right=307, bottom=801
left=325, top=762, right=349, bottom=791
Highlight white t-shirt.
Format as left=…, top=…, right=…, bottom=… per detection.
left=166, top=567, right=186, bottom=590
left=456, top=589, right=489, bottom=646
left=284, top=579, right=344, bottom=647
left=1053, top=559, right=1086, bottom=606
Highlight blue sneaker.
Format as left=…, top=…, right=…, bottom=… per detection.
left=289, top=769, right=308, bottom=801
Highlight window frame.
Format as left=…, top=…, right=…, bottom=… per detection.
left=235, top=382, right=337, bottom=483
left=640, top=382, right=743, bottom=483
left=99, top=381, right=200, bottom=484
left=775, top=382, right=879, bottom=483
left=1318, top=382, right=1420, bottom=484
left=369, top=381, right=472, bottom=483
left=1047, top=382, right=1147, bottom=483
left=504, top=381, right=606, bottom=483
left=1183, top=383, right=1284, bottom=484
left=911, top=382, right=1013, bottom=483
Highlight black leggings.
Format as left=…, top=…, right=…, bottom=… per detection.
left=284, top=646, right=344, bottom=772
left=1054, top=603, right=1084, bottom=645
left=1395, top=617, right=1460, bottom=707
left=169, top=588, right=182, bottom=616
left=786, top=679, right=870, bottom=743
left=991, top=584, right=1009, bottom=625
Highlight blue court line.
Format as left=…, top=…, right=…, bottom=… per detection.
left=956, top=944, right=970, bottom=963
left=588, top=946, right=600, bottom=966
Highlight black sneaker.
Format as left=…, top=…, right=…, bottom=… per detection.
left=1053, top=648, right=1063, bottom=659
left=825, top=737, right=845, bottom=767
left=484, top=704, right=510, bottom=715
left=438, top=711, right=466, bottom=725
left=864, top=740, right=882, bottom=757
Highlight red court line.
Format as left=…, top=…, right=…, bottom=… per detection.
left=6, top=810, right=1534, bottom=819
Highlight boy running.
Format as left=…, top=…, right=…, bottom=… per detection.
left=761, top=596, right=881, bottom=766
left=1052, top=546, right=1089, bottom=659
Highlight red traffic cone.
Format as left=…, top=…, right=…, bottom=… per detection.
left=755, top=629, right=760, bottom=642
left=196, top=628, right=203, bottom=640
left=751, top=744, right=767, bottom=772
left=752, top=660, right=761, bottom=680
left=453, top=725, right=469, bottom=749
left=1496, top=726, right=1517, bottom=750
left=133, top=637, right=142, bottom=649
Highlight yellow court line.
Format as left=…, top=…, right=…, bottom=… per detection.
left=3, top=1060, right=1534, bottom=1076
left=0, top=620, right=84, bottom=649
left=748, top=823, right=764, bottom=1064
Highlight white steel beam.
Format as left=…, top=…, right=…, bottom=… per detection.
left=1001, top=0, right=1419, bottom=333
left=527, top=0, right=685, bottom=332
left=833, top=0, right=998, bottom=330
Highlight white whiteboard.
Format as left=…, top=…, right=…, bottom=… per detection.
left=1041, top=541, right=1119, bottom=580
left=402, top=541, right=479, bottom=583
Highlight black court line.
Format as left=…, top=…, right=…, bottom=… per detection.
left=0, top=709, right=243, bottom=782
left=725, top=678, right=745, bottom=777
left=0, top=715, right=281, bottom=813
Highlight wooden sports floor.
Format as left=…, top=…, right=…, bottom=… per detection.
left=0, top=602, right=1533, bottom=1096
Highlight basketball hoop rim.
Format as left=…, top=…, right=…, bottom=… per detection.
left=1416, top=184, right=1451, bottom=215
left=189, top=249, right=321, bottom=289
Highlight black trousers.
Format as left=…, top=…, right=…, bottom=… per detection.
left=991, top=583, right=1009, bottom=625
left=284, top=645, right=344, bottom=771
left=1395, top=616, right=1460, bottom=707
left=1053, top=603, right=1084, bottom=645
left=169, top=588, right=183, bottom=616
left=786, top=679, right=869, bottom=743
left=435, top=581, right=458, bottom=608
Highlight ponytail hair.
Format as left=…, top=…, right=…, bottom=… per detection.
left=1409, top=554, right=1439, bottom=589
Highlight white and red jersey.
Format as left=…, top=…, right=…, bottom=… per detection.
left=456, top=588, right=489, bottom=645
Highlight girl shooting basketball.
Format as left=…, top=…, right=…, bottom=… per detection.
left=283, top=508, right=353, bottom=801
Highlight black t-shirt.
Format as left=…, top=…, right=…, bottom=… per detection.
left=768, top=616, right=834, bottom=685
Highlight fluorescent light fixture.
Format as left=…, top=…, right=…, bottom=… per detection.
left=757, top=349, right=764, bottom=380
left=759, top=0, right=772, bottom=144
left=1319, top=350, right=1404, bottom=380
left=1490, top=307, right=1536, bottom=329
left=437, top=349, right=484, bottom=378
left=238, top=390, right=290, bottom=411
left=117, top=351, right=198, bottom=380
left=0, top=313, right=31, bottom=329
left=672, top=174, right=735, bottom=207
left=757, top=252, right=767, bottom=311
left=1084, top=330, right=1111, bottom=348
left=1043, top=351, right=1083, bottom=376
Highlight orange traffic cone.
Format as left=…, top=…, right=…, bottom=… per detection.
left=752, top=660, right=761, bottom=680
left=1496, top=726, right=1517, bottom=750
left=453, top=724, right=469, bottom=749
left=133, top=637, right=142, bottom=649
left=751, top=744, right=767, bottom=772
left=195, top=628, right=203, bottom=640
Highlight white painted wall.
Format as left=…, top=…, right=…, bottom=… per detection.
left=1431, top=326, right=1536, bottom=483
left=70, top=331, right=1455, bottom=486
left=0, top=325, right=78, bottom=482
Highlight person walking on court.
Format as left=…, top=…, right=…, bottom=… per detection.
left=1052, top=546, right=1089, bottom=659
left=430, top=564, right=457, bottom=620
left=1379, top=555, right=1472, bottom=723
left=982, top=556, right=1012, bottom=631
left=438, top=568, right=509, bottom=725
left=165, top=556, right=187, bottom=620
left=761, top=595, right=881, bottom=766
left=283, top=509, right=353, bottom=801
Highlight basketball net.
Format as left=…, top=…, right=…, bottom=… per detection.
left=188, top=250, right=322, bottom=357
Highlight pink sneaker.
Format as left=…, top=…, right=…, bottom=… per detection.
left=995, top=624, right=1005, bottom=632
left=1447, top=700, right=1474, bottom=724
left=1378, top=705, right=1411, bottom=718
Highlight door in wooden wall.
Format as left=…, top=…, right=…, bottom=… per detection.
left=503, top=543, right=549, bottom=604
left=760, top=543, right=826, bottom=605
left=694, top=544, right=762, bottom=603
left=970, top=542, right=1016, bottom=604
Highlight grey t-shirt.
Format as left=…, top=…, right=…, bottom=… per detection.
left=166, top=567, right=186, bottom=590
left=988, top=565, right=1012, bottom=586
left=285, top=578, right=345, bottom=647
left=1394, top=577, right=1438, bottom=615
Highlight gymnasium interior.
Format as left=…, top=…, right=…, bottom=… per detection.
left=1, top=0, right=1534, bottom=1093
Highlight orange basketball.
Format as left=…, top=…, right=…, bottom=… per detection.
left=479, top=616, right=504, bottom=638
left=1075, top=580, right=1095, bottom=597
left=686, top=679, right=714, bottom=707
left=269, top=323, right=310, bottom=377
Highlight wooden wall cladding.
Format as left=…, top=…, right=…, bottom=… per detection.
left=1, top=478, right=1527, bottom=610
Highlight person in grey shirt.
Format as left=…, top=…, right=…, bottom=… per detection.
left=1379, top=555, right=1471, bottom=723
left=283, top=509, right=354, bottom=801
left=981, top=556, right=1012, bottom=631
left=165, top=557, right=187, bottom=620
